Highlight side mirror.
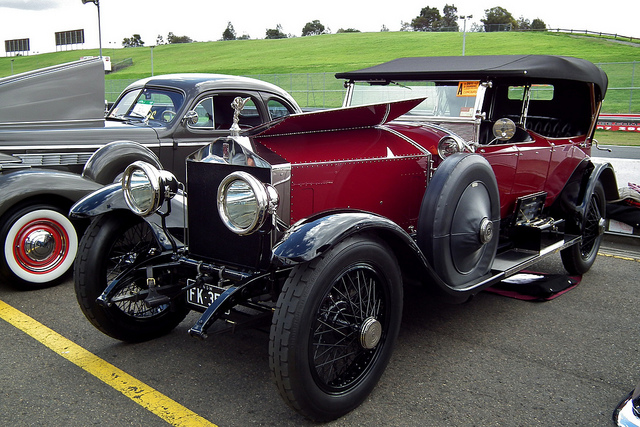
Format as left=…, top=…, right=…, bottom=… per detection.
left=182, top=110, right=199, bottom=126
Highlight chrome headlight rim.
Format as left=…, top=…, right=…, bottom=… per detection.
left=437, top=136, right=465, bottom=159
left=122, top=161, right=178, bottom=217
left=217, top=171, right=278, bottom=236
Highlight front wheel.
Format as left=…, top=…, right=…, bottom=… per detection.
left=74, top=212, right=188, bottom=342
left=561, top=181, right=606, bottom=275
left=1, top=204, right=78, bottom=289
left=269, top=235, right=403, bottom=421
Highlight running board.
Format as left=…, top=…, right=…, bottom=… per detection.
left=452, top=235, right=581, bottom=293
left=492, top=235, right=580, bottom=277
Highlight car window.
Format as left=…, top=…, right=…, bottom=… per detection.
left=109, top=88, right=185, bottom=124
left=190, top=95, right=261, bottom=130
left=268, top=99, right=293, bottom=119
left=192, top=97, right=215, bottom=129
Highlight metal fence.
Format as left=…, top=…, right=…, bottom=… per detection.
left=105, top=61, right=639, bottom=113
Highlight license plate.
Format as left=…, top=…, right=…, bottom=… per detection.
left=186, top=279, right=226, bottom=310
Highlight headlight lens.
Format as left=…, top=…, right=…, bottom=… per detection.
left=218, top=171, right=279, bottom=235
left=122, top=161, right=178, bottom=217
left=438, top=136, right=464, bottom=159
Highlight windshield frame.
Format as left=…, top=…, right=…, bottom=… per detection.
left=343, top=79, right=487, bottom=122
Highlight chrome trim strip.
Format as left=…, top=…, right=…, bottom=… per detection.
left=0, top=143, right=158, bottom=151
left=378, top=125, right=431, bottom=154
left=293, top=154, right=428, bottom=168
left=0, top=118, right=103, bottom=127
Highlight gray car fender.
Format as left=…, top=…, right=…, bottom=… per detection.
left=0, top=169, right=103, bottom=219
left=81, top=140, right=163, bottom=185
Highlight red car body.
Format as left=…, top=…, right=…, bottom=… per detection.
left=71, top=55, right=618, bottom=422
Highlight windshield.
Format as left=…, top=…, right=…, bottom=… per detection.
left=108, top=88, right=185, bottom=124
left=349, top=81, right=479, bottom=118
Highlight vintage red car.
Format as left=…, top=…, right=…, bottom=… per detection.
left=70, top=55, right=616, bottom=420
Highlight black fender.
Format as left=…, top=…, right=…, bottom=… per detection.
left=81, top=140, right=163, bottom=185
left=552, top=159, right=618, bottom=231
left=0, top=169, right=103, bottom=219
left=271, top=209, right=464, bottom=299
left=70, top=183, right=186, bottom=251
left=272, top=210, right=414, bottom=265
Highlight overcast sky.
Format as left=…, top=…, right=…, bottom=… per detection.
left=1, top=0, right=638, bottom=55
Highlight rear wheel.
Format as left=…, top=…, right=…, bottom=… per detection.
left=74, top=212, right=188, bottom=342
left=269, top=235, right=403, bottom=421
left=1, top=204, right=78, bottom=289
left=561, top=181, right=606, bottom=275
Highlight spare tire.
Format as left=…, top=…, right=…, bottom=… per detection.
left=418, top=153, right=500, bottom=288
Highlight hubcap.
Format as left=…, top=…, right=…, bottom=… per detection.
left=13, top=220, right=68, bottom=273
left=478, top=217, right=494, bottom=244
left=23, top=229, right=56, bottom=262
left=360, top=317, right=382, bottom=349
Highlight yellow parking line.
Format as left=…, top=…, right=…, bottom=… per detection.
left=0, top=300, right=217, bottom=427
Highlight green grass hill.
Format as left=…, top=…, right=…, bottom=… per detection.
left=1, top=31, right=638, bottom=79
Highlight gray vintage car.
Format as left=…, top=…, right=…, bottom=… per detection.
left=0, top=59, right=301, bottom=288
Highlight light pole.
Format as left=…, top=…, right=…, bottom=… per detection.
left=459, top=15, right=472, bottom=56
left=81, top=0, right=102, bottom=58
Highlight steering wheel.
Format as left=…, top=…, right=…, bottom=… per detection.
left=162, top=110, right=176, bottom=122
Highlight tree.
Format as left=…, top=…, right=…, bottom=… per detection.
left=337, top=28, right=361, bottom=33
left=481, top=7, right=517, bottom=32
left=266, top=24, right=287, bottom=39
left=222, top=22, right=237, bottom=41
left=122, top=34, right=144, bottom=48
left=302, top=20, right=326, bottom=36
left=531, top=18, right=547, bottom=30
left=156, top=34, right=164, bottom=45
left=441, top=4, right=459, bottom=32
left=411, top=6, right=442, bottom=31
left=517, top=16, right=531, bottom=30
left=167, top=32, right=193, bottom=44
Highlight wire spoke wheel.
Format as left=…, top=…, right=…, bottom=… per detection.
left=561, top=181, right=605, bottom=275
left=579, top=192, right=604, bottom=258
left=270, top=235, right=402, bottom=421
left=74, top=213, right=188, bottom=342
left=312, top=264, right=385, bottom=392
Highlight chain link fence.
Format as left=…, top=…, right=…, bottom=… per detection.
left=105, top=61, right=639, bottom=113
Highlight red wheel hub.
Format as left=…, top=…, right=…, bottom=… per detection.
left=12, top=218, right=70, bottom=274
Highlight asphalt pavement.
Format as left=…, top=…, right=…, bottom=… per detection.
left=0, top=234, right=639, bottom=426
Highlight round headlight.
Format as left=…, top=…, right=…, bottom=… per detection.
left=438, top=136, right=464, bottom=159
left=122, top=161, right=178, bottom=217
left=217, top=171, right=279, bottom=235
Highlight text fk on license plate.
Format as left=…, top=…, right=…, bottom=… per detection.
left=186, top=279, right=226, bottom=309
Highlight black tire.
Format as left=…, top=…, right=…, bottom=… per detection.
left=269, top=235, right=403, bottom=421
left=417, top=154, right=500, bottom=287
left=561, top=181, right=606, bottom=275
left=0, top=203, right=78, bottom=290
left=74, top=212, right=188, bottom=342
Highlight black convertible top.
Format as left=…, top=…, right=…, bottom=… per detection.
left=336, top=55, right=608, bottom=97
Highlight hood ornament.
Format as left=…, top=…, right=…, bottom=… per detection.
left=230, top=97, right=250, bottom=137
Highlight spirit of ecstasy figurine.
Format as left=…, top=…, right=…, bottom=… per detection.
left=229, top=96, right=250, bottom=137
